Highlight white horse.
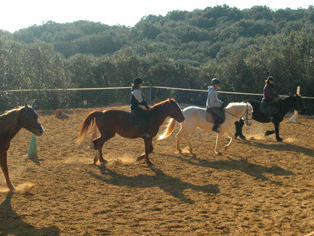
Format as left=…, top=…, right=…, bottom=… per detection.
left=158, top=102, right=253, bottom=155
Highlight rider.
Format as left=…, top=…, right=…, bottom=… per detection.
left=206, top=78, right=225, bottom=132
left=130, top=78, right=151, bottom=138
left=261, top=76, right=279, bottom=118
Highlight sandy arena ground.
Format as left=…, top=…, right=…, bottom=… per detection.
left=0, top=106, right=313, bottom=235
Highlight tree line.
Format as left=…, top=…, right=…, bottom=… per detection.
left=0, top=5, right=313, bottom=110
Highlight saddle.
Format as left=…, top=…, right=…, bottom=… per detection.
left=129, top=111, right=140, bottom=125
left=260, top=101, right=278, bottom=117
left=206, top=107, right=225, bottom=123
left=206, top=108, right=214, bottom=123
left=129, top=110, right=151, bottom=138
left=129, top=110, right=150, bottom=127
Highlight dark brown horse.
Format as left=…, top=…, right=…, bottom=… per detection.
left=77, top=99, right=185, bottom=165
left=0, top=104, right=44, bottom=191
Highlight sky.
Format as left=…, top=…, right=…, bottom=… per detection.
left=1, top=0, right=313, bottom=33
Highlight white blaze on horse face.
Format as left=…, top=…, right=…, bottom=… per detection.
left=36, top=117, right=45, bottom=134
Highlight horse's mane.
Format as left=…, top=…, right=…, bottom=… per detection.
left=225, top=102, right=248, bottom=109
left=0, top=106, right=24, bottom=119
left=0, top=106, right=25, bottom=135
left=151, top=98, right=176, bottom=109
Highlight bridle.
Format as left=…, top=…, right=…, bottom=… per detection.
left=225, top=102, right=252, bottom=123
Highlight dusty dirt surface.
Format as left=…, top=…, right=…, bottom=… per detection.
left=0, top=106, right=313, bottom=235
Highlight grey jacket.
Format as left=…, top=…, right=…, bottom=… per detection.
left=206, top=86, right=223, bottom=108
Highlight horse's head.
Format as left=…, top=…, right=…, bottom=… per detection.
left=226, top=102, right=253, bottom=126
left=165, top=99, right=185, bottom=123
left=244, top=102, right=253, bottom=126
left=286, top=94, right=305, bottom=114
left=293, top=94, right=305, bottom=114
left=19, top=104, right=44, bottom=136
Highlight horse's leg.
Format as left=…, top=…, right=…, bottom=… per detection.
left=182, top=136, right=194, bottom=155
left=93, top=131, right=115, bottom=164
left=0, top=152, right=15, bottom=191
left=235, top=119, right=246, bottom=139
left=224, top=131, right=234, bottom=150
left=274, top=121, right=282, bottom=142
left=144, top=138, right=153, bottom=165
left=214, top=133, right=221, bottom=155
left=176, top=126, right=184, bottom=153
left=177, top=124, right=195, bottom=154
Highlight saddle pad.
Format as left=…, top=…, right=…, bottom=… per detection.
left=206, top=111, right=214, bottom=123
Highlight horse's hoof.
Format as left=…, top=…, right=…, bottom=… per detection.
left=239, top=135, right=246, bottom=140
left=265, top=131, right=275, bottom=136
left=9, top=187, right=16, bottom=192
left=99, top=159, right=108, bottom=165
left=276, top=137, right=283, bottom=142
left=146, top=161, right=153, bottom=166
left=137, top=155, right=145, bottom=161
left=214, top=151, right=222, bottom=156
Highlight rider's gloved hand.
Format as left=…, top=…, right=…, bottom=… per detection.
left=222, top=101, right=228, bottom=108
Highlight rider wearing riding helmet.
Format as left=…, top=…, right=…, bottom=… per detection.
left=130, top=78, right=151, bottom=138
left=206, top=78, right=225, bottom=132
left=261, top=76, right=279, bottom=117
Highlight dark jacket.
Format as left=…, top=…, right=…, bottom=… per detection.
left=130, top=89, right=149, bottom=113
left=263, top=83, right=278, bottom=103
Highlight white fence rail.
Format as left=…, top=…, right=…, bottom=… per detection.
left=1, top=86, right=314, bottom=100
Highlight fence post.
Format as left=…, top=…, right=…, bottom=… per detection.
left=149, top=86, right=152, bottom=104
left=288, top=86, right=301, bottom=124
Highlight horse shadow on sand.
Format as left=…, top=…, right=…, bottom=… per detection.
left=245, top=140, right=314, bottom=158
left=0, top=193, right=60, bottom=236
left=89, top=165, right=220, bottom=204
left=162, top=153, right=294, bottom=186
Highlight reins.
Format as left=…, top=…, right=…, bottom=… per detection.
left=224, top=102, right=252, bottom=121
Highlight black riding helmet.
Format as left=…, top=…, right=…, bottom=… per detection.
left=133, top=78, right=143, bottom=85
left=211, top=78, right=220, bottom=85
left=265, top=76, right=273, bottom=84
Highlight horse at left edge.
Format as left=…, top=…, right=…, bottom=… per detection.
left=0, top=104, right=44, bottom=191
left=77, top=98, right=185, bottom=165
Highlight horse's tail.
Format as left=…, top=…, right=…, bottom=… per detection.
left=158, top=118, right=177, bottom=140
left=76, top=110, right=103, bottom=144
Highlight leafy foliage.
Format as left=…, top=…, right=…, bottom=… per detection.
left=0, top=5, right=313, bottom=110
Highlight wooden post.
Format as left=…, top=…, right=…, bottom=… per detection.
left=288, top=86, right=301, bottom=123
left=149, top=86, right=152, bottom=104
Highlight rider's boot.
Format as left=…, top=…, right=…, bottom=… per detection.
left=212, top=123, right=219, bottom=132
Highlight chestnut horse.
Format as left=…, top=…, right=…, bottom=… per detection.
left=77, top=99, right=185, bottom=165
left=0, top=104, right=44, bottom=191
